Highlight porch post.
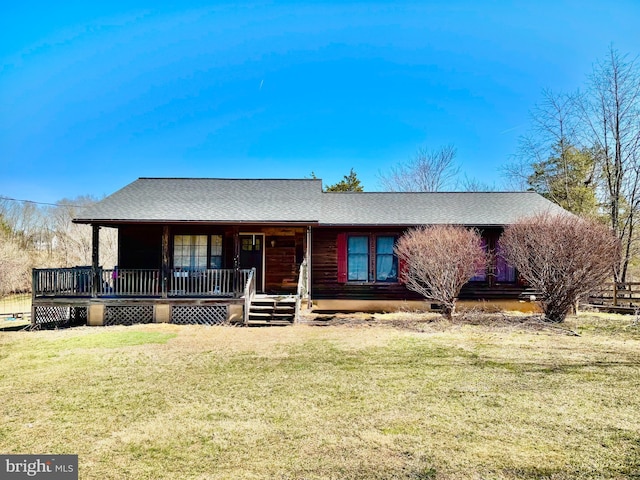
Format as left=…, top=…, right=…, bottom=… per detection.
left=31, top=269, right=37, bottom=325
left=306, top=226, right=312, bottom=308
left=162, top=225, right=170, bottom=298
left=92, top=224, right=100, bottom=297
left=233, top=227, right=240, bottom=295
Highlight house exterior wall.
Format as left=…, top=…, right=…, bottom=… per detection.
left=311, top=226, right=421, bottom=301
left=116, top=223, right=306, bottom=294
left=311, top=226, right=527, bottom=305
left=262, top=226, right=307, bottom=294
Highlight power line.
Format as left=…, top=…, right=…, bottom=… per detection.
left=0, top=195, right=86, bottom=208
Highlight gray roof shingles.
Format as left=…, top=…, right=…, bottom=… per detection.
left=74, top=178, right=568, bottom=226
left=320, top=191, right=567, bottom=226
left=75, top=178, right=324, bottom=223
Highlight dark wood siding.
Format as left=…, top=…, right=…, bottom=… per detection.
left=311, top=226, right=422, bottom=300
left=264, top=227, right=307, bottom=294
left=311, top=226, right=526, bottom=301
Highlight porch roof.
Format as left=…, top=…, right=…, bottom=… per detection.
left=74, top=178, right=324, bottom=224
left=74, top=177, right=569, bottom=227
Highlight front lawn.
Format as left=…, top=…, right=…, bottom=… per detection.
left=0, top=314, right=638, bottom=479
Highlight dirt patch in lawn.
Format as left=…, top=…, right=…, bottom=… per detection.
left=300, top=310, right=587, bottom=336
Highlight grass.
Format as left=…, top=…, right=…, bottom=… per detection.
left=0, top=313, right=639, bottom=479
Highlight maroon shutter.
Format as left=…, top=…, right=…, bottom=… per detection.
left=337, top=233, right=347, bottom=284
left=398, top=256, right=407, bottom=284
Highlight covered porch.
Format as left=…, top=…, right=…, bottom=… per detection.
left=32, top=263, right=308, bottom=328
left=31, top=266, right=256, bottom=328
left=32, top=221, right=312, bottom=328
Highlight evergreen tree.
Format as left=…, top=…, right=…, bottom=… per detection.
left=325, top=168, right=364, bottom=192
left=527, top=143, right=599, bottom=217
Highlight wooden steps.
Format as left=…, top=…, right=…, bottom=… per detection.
left=247, top=295, right=297, bottom=326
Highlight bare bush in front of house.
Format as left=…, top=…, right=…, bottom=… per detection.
left=395, top=225, right=486, bottom=319
left=500, top=212, right=619, bottom=323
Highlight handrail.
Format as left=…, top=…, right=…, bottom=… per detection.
left=243, top=268, right=256, bottom=326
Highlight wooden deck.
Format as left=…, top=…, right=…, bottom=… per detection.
left=31, top=266, right=305, bottom=328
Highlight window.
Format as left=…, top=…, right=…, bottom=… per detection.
left=173, top=234, right=223, bottom=270
left=348, top=236, right=369, bottom=281
left=376, top=236, right=397, bottom=282
left=470, top=237, right=488, bottom=282
left=495, top=239, right=516, bottom=282
left=210, top=235, right=223, bottom=268
left=339, top=233, right=398, bottom=283
left=174, top=235, right=207, bottom=270
left=468, top=236, right=515, bottom=283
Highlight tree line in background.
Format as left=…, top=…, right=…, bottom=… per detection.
left=0, top=197, right=116, bottom=296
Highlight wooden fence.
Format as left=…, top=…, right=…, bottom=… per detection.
left=587, top=282, right=640, bottom=311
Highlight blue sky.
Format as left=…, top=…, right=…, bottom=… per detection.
left=1, top=1, right=639, bottom=203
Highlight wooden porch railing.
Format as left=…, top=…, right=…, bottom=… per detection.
left=169, top=268, right=240, bottom=297
left=99, top=269, right=161, bottom=296
left=33, top=267, right=93, bottom=297
left=33, top=268, right=252, bottom=298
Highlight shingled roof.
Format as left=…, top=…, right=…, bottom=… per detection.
left=74, top=177, right=567, bottom=226
left=320, top=191, right=567, bottom=226
left=74, top=178, right=324, bottom=224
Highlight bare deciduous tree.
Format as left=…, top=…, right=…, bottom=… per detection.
left=48, top=198, right=117, bottom=268
left=0, top=195, right=118, bottom=296
left=379, top=144, right=460, bottom=192
left=581, top=46, right=640, bottom=282
left=0, top=231, right=31, bottom=295
left=500, top=213, right=619, bottom=323
left=395, top=225, right=486, bottom=319
left=460, top=174, right=499, bottom=192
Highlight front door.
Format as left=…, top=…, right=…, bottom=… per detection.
left=239, top=234, right=264, bottom=292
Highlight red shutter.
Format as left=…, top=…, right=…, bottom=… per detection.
left=337, top=233, right=347, bottom=284
left=398, top=256, right=407, bottom=284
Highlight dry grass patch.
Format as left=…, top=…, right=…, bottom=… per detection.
left=0, top=314, right=638, bottom=479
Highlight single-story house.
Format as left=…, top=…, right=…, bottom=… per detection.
left=31, top=178, right=567, bottom=327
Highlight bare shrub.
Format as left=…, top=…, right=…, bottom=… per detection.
left=500, top=213, right=619, bottom=323
left=395, top=225, right=486, bottom=319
